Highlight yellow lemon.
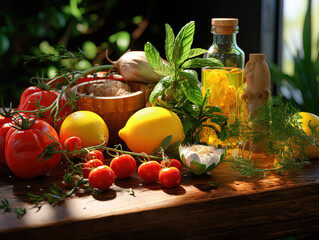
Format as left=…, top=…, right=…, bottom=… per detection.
left=119, top=107, right=184, bottom=154
left=299, top=112, right=319, bottom=159
left=59, top=111, right=109, bottom=148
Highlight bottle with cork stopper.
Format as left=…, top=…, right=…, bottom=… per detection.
left=201, top=18, right=245, bottom=147
left=204, top=18, right=245, bottom=68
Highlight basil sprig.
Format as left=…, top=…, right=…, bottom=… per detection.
left=144, top=21, right=227, bottom=144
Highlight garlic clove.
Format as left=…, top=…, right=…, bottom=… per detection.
left=179, top=144, right=226, bottom=175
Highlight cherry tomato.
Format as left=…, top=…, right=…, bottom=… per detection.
left=82, top=159, right=104, bottom=178
left=138, top=161, right=162, bottom=183
left=5, top=118, right=61, bottom=179
left=110, top=154, right=136, bottom=179
left=63, top=136, right=82, bottom=151
left=86, top=150, right=104, bottom=163
left=89, top=165, right=115, bottom=191
left=159, top=167, right=182, bottom=188
left=160, top=159, right=182, bottom=172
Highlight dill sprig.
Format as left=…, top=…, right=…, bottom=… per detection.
left=226, top=97, right=315, bottom=177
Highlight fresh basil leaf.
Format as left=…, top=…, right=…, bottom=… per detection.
left=179, top=69, right=199, bottom=86
left=204, top=105, right=223, bottom=115
left=181, top=57, right=223, bottom=69
left=180, top=78, right=203, bottom=106
left=151, top=135, right=172, bottom=155
left=188, top=48, right=208, bottom=59
left=173, top=81, right=187, bottom=104
left=165, top=23, right=175, bottom=64
left=144, top=42, right=162, bottom=69
left=182, top=117, right=196, bottom=132
left=154, top=62, right=172, bottom=76
left=202, top=88, right=210, bottom=110
left=183, top=103, right=200, bottom=117
left=172, top=21, right=195, bottom=68
left=208, top=114, right=228, bottom=125
left=149, top=76, right=173, bottom=105
left=182, top=69, right=198, bottom=81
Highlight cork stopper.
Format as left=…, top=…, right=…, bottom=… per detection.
left=249, top=53, right=265, bottom=62
left=211, top=18, right=239, bottom=35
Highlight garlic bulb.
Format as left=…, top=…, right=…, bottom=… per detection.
left=179, top=145, right=226, bottom=175
left=106, top=50, right=162, bottom=84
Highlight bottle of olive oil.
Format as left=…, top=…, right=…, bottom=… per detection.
left=201, top=18, right=245, bottom=147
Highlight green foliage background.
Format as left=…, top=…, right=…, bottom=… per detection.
left=0, top=0, right=164, bottom=106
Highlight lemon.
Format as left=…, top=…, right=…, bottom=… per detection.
left=299, top=112, right=319, bottom=159
left=119, top=107, right=184, bottom=154
left=59, top=111, right=109, bottom=148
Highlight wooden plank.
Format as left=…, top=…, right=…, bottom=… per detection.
left=1, top=158, right=319, bottom=239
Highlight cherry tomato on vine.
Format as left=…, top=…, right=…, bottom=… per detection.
left=63, top=136, right=82, bottom=151
left=138, top=161, right=162, bottom=183
left=5, top=117, right=61, bottom=179
left=160, top=159, right=182, bottom=172
left=86, top=150, right=104, bottom=163
left=110, top=154, right=136, bottom=179
left=82, top=159, right=104, bottom=178
left=159, top=167, right=182, bottom=188
left=89, top=165, right=115, bottom=191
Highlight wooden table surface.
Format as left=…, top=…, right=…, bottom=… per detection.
left=1, top=155, right=319, bottom=240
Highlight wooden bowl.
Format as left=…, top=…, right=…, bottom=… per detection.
left=70, top=79, right=151, bottom=145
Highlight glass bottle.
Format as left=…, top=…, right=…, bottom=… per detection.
left=204, top=18, right=245, bottom=68
left=201, top=18, right=245, bottom=147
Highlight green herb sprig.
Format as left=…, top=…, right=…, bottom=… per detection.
left=225, top=97, right=317, bottom=177
left=144, top=21, right=226, bottom=144
left=0, top=198, right=26, bottom=219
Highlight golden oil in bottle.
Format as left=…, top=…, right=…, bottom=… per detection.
left=201, top=67, right=244, bottom=147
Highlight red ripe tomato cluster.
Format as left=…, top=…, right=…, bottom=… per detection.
left=79, top=147, right=183, bottom=191
left=138, top=159, right=182, bottom=188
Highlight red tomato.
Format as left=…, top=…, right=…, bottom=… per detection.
left=18, top=88, right=72, bottom=127
left=110, top=154, right=136, bottom=179
left=5, top=118, right=61, bottom=179
left=89, top=165, right=115, bottom=191
left=63, top=136, right=82, bottom=158
left=82, top=159, right=104, bottom=178
left=138, top=161, right=162, bottom=183
left=18, top=90, right=59, bottom=125
left=160, top=159, right=182, bottom=172
left=63, top=136, right=82, bottom=151
left=86, top=150, right=104, bottom=163
left=18, top=86, right=42, bottom=107
left=0, top=116, right=14, bottom=165
left=159, top=167, right=182, bottom=188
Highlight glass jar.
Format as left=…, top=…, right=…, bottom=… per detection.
left=201, top=18, right=245, bottom=147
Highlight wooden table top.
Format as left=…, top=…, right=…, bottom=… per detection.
left=1, top=156, right=319, bottom=240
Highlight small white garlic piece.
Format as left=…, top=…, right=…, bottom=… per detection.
left=179, top=144, right=225, bottom=175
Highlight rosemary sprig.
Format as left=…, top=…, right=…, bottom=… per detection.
left=0, top=198, right=26, bottom=219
